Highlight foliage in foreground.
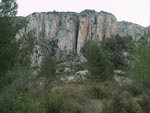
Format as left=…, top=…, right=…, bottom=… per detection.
left=0, top=66, right=78, bottom=113
left=0, top=0, right=18, bottom=75
left=0, top=66, right=44, bottom=113
left=102, top=93, right=142, bottom=113
left=0, top=0, right=27, bottom=83
left=138, top=92, right=150, bottom=113
left=130, top=38, right=150, bottom=88
left=43, top=92, right=79, bottom=113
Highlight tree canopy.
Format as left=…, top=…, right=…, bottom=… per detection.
left=81, top=40, right=114, bottom=80
left=0, top=0, right=18, bottom=74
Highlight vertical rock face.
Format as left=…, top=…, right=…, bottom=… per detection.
left=56, top=13, right=78, bottom=54
left=77, top=10, right=118, bottom=54
left=77, top=11, right=95, bottom=54
left=96, top=12, right=117, bottom=40
left=17, top=12, right=79, bottom=67
left=16, top=10, right=146, bottom=67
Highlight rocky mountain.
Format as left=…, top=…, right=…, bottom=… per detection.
left=16, top=10, right=146, bottom=68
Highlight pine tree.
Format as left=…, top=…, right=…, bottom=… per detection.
left=81, top=40, right=114, bottom=80
left=0, top=0, right=18, bottom=74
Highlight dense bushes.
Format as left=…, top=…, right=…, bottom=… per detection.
left=17, top=30, right=36, bottom=67
left=0, top=95, right=45, bottom=113
left=43, top=92, right=78, bottom=113
left=0, top=66, right=45, bottom=113
left=101, top=35, right=133, bottom=69
left=102, top=92, right=150, bottom=113
left=121, top=83, right=143, bottom=96
left=130, top=38, right=150, bottom=89
left=81, top=40, right=114, bottom=80
left=0, top=0, right=19, bottom=76
left=88, top=86, right=111, bottom=99
left=39, top=55, right=57, bottom=79
left=0, top=67, right=78, bottom=113
left=102, top=93, right=142, bottom=113
left=138, top=93, right=150, bottom=113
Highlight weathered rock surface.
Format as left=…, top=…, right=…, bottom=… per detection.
left=77, top=11, right=118, bottom=54
left=117, top=21, right=145, bottom=40
left=16, top=10, right=147, bottom=67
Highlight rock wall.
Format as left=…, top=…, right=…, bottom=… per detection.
left=117, top=21, right=145, bottom=40
left=16, top=10, right=146, bottom=67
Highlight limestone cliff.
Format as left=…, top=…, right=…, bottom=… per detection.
left=16, top=10, right=146, bottom=67
left=117, top=21, right=145, bottom=40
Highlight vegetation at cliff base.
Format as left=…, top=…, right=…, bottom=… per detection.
left=130, top=38, right=150, bottom=89
left=81, top=40, right=114, bottom=80
left=39, top=55, right=56, bottom=79
left=101, top=35, right=133, bottom=69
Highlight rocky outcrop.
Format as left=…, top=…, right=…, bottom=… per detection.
left=16, top=10, right=146, bottom=67
left=77, top=11, right=117, bottom=54
left=117, top=21, right=145, bottom=40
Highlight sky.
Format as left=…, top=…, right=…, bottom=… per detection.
left=17, top=0, right=150, bottom=27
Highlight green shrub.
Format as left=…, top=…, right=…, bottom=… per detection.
left=0, top=94, right=44, bottom=113
left=121, top=83, right=143, bottom=96
left=130, top=38, right=150, bottom=89
left=81, top=40, right=114, bottom=80
left=138, top=94, right=150, bottom=113
left=86, top=100, right=103, bottom=113
left=101, top=35, right=133, bottom=69
left=39, top=55, right=56, bottom=79
left=17, top=30, right=36, bottom=67
left=14, top=96, right=45, bottom=113
left=5, top=66, right=32, bottom=93
left=0, top=66, right=32, bottom=89
left=88, top=86, right=111, bottom=99
left=102, top=93, right=142, bottom=113
left=0, top=66, right=44, bottom=113
left=0, top=0, right=18, bottom=75
left=0, top=92, right=15, bottom=113
left=43, top=92, right=78, bottom=113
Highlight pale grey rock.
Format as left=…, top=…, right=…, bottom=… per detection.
left=79, top=55, right=87, bottom=63
left=59, top=69, right=88, bottom=82
left=75, top=70, right=89, bottom=76
left=59, top=76, right=76, bottom=82
left=117, top=21, right=145, bottom=40
left=96, top=12, right=117, bottom=40
left=66, top=76, right=76, bottom=82
left=114, top=70, right=133, bottom=86
left=75, top=70, right=89, bottom=80
left=77, top=11, right=118, bottom=54
left=16, top=10, right=146, bottom=68
left=64, top=67, right=71, bottom=73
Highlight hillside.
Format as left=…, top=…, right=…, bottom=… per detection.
left=1, top=9, right=150, bottom=113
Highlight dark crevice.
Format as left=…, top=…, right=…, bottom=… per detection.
left=103, top=13, right=107, bottom=39
left=75, top=17, right=79, bottom=53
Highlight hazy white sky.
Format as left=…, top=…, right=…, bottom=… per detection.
left=17, top=0, right=150, bottom=27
